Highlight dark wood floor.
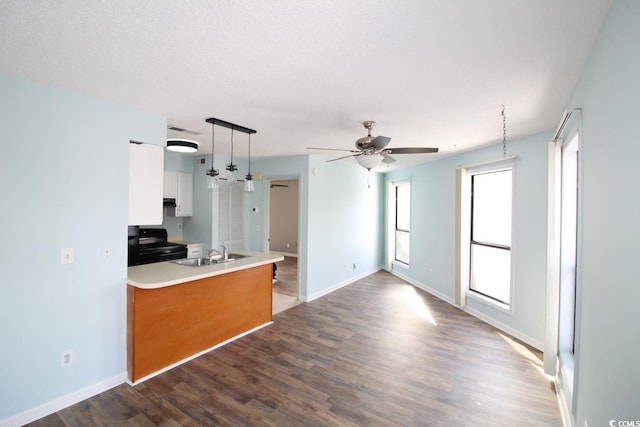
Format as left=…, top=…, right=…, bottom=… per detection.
left=29, top=271, right=561, bottom=426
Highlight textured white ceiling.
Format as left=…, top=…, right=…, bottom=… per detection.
left=0, top=0, right=611, bottom=169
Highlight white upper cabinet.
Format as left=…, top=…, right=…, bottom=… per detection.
left=164, top=170, right=193, bottom=217
left=163, top=171, right=177, bottom=198
left=176, top=172, right=193, bottom=217
left=128, top=142, right=164, bottom=225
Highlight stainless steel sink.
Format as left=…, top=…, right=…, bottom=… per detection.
left=216, top=253, right=249, bottom=263
left=172, top=257, right=212, bottom=267
left=171, top=253, right=250, bottom=267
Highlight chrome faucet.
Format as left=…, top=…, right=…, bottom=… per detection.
left=208, top=248, right=221, bottom=262
left=220, top=244, right=228, bottom=261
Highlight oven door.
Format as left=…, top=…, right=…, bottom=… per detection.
left=139, top=245, right=187, bottom=265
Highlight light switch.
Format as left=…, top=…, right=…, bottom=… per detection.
left=61, top=248, right=74, bottom=264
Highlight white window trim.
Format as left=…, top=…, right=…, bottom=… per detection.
left=457, top=157, right=516, bottom=314
left=386, top=178, right=411, bottom=271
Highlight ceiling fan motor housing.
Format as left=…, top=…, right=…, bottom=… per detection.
left=356, top=136, right=376, bottom=150
left=356, top=121, right=376, bottom=150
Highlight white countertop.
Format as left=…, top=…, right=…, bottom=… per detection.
left=127, top=251, right=284, bottom=289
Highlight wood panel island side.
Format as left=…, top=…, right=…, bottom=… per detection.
left=127, top=251, right=283, bottom=383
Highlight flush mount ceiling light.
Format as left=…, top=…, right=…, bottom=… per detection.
left=166, top=139, right=198, bottom=153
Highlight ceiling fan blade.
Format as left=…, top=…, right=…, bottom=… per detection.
left=326, top=153, right=359, bottom=163
left=382, top=153, right=396, bottom=164
left=384, top=147, right=439, bottom=154
left=369, top=136, right=391, bottom=150
left=308, top=147, right=359, bottom=153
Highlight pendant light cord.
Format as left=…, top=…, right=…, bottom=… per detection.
left=211, top=124, right=215, bottom=172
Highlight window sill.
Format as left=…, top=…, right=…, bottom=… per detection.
left=392, top=260, right=410, bottom=270
left=465, top=290, right=512, bottom=315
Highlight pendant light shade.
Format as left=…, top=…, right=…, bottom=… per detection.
left=166, top=139, right=198, bottom=153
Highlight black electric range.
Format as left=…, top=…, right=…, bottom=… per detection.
left=128, top=227, right=187, bottom=266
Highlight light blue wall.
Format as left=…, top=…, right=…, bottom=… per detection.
left=566, top=1, right=640, bottom=425
left=247, top=154, right=385, bottom=300
left=306, top=155, right=385, bottom=298
left=0, top=76, right=165, bottom=420
left=385, top=133, right=551, bottom=347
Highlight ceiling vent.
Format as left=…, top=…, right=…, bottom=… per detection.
left=167, top=125, right=200, bottom=135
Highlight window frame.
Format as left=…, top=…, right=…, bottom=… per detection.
left=393, top=180, right=411, bottom=266
left=461, top=159, right=515, bottom=312
left=469, top=169, right=513, bottom=305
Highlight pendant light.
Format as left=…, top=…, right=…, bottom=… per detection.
left=244, top=133, right=254, bottom=192
left=206, top=122, right=219, bottom=190
left=205, top=117, right=257, bottom=187
left=226, top=128, right=238, bottom=182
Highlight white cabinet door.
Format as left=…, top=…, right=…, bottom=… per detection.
left=128, top=142, right=163, bottom=225
left=176, top=172, right=193, bottom=217
left=163, top=171, right=177, bottom=198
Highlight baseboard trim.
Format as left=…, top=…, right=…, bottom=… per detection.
left=0, top=373, right=127, bottom=427
left=389, top=269, right=543, bottom=351
left=555, top=364, right=575, bottom=427
left=272, top=251, right=298, bottom=258
left=128, top=321, right=273, bottom=386
left=304, top=266, right=383, bottom=303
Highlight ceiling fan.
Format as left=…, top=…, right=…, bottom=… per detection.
left=308, top=121, right=438, bottom=170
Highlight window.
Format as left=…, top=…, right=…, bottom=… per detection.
left=395, top=182, right=410, bottom=264
left=469, top=168, right=513, bottom=305
left=214, top=181, right=244, bottom=250
left=559, top=131, right=579, bottom=355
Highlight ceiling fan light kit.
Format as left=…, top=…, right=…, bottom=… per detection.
left=307, top=120, right=439, bottom=171
left=356, top=153, right=383, bottom=170
left=166, top=139, right=199, bottom=153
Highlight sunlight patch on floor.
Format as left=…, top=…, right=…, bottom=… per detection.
left=498, top=333, right=554, bottom=380
left=392, top=285, right=438, bottom=326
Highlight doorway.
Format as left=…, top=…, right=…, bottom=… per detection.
left=268, top=178, right=300, bottom=314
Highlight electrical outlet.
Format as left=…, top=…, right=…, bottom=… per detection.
left=61, top=349, right=73, bottom=367
left=61, top=248, right=74, bottom=264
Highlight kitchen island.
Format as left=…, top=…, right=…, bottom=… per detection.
left=127, top=251, right=283, bottom=383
